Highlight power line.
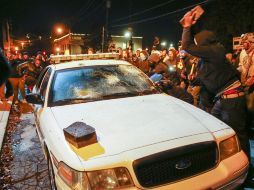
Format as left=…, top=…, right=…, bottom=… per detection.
left=69, top=0, right=97, bottom=26
left=65, top=0, right=94, bottom=25
left=71, top=0, right=93, bottom=20
left=112, top=0, right=177, bottom=24
left=111, top=0, right=211, bottom=28
left=73, top=1, right=105, bottom=27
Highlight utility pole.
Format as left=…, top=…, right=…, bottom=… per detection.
left=128, top=27, right=133, bottom=52
left=105, top=0, right=111, bottom=52
left=128, top=0, right=133, bottom=52
left=2, top=19, right=11, bottom=52
left=101, top=26, right=105, bottom=53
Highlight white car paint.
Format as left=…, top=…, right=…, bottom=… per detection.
left=32, top=59, right=249, bottom=190
left=50, top=94, right=228, bottom=159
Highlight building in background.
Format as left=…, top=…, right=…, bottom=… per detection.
left=111, top=35, right=143, bottom=52
left=53, top=33, right=88, bottom=55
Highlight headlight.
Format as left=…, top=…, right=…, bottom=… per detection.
left=58, top=162, right=134, bottom=190
left=219, top=135, right=240, bottom=161
left=87, top=167, right=134, bottom=189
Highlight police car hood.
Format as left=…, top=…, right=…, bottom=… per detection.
left=51, top=94, right=229, bottom=160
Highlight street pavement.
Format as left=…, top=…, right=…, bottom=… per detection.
left=9, top=113, right=50, bottom=189
left=0, top=107, right=50, bottom=189
left=0, top=100, right=12, bottom=151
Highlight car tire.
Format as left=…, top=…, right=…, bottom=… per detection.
left=46, top=150, right=57, bottom=190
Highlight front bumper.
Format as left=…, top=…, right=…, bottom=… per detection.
left=215, top=170, right=248, bottom=190
left=55, top=151, right=248, bottom=190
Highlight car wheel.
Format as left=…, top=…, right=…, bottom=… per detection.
left=47, top=150, right=57, bottom=190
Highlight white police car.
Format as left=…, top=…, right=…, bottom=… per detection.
left=27, top=54, right=249, bottom=190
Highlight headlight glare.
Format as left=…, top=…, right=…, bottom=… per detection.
left=219, top=135, right=240, bottom=161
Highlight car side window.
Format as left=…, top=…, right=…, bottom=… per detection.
left=39, top=68, right=52, bottom=99
left=35, top=68, right=49, bottom=92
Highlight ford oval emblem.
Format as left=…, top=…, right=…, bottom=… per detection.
left=175, top=159, right=192, bottom=170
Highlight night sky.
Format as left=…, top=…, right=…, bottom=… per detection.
left=1, top=0, right=215, bottom=48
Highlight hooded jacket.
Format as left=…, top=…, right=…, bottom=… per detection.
left=182, top=28, right=239, bottom=94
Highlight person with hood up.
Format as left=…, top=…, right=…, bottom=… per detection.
left=181, top=9, right=252, bottom=185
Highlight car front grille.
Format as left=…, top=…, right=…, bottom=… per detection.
left=133, top=141, right=218, bottom=188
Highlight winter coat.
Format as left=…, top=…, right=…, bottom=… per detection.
left=17, top=61, right=43, bottom=81
left=136, top=60, right=150, bottom=74
left=182, top=29, right=239, bottom=95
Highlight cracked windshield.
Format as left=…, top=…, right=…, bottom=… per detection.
left=52, top=65, right=157, bottom=105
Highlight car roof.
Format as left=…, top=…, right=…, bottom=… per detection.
left=49, top=59, right=132, bottom=71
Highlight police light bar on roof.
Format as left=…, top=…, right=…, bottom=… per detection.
left=50, top=53, right=119, bottom=64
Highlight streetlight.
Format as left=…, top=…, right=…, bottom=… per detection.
left=14, top=46, right=19, bottom=54
left=161, top=41, right=167, bottom=46
left=56, top=27, right=63, bottom=35
left=170, top=43, right=174, bottom=48
left=124, top=31, right=131, bottom=38
left=56, top=47, right=60, bottom=55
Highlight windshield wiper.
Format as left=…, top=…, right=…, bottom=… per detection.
left=53, top=98, right=97, bottom=105
left=102, top=89, right=160, bottom=99
left=138, top=89, right=159, bottom=95
left=101, top=92, right=139, bottom=99
left=53, top=90, right=159, bottom=106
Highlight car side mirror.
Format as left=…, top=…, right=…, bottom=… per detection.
left=26, top=93, right=43, bottom=105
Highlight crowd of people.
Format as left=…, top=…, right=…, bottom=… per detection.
left=0, top=37, right=253, bottom=188
left=0, top=34, right=253, bottom=114
left=0, top=33, right=253, bottom=124
left=0, top=51, right=50, bottom=105
left=0, top=9, right=254, bottom=187
left=115, top=37, right=254, bottom=110
left=113, top=13, right=254, bottom=187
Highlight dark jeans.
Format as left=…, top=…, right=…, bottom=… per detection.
left=9, top=77, right=26, bottom=102
left=0, top=80, right=13, bottom=99
left=5, top=80, right=13, bottom=98
left=211, top=96, right=250, bottom=160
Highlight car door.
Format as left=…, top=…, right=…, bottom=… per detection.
left=34, top=68, right=52, bottom=139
